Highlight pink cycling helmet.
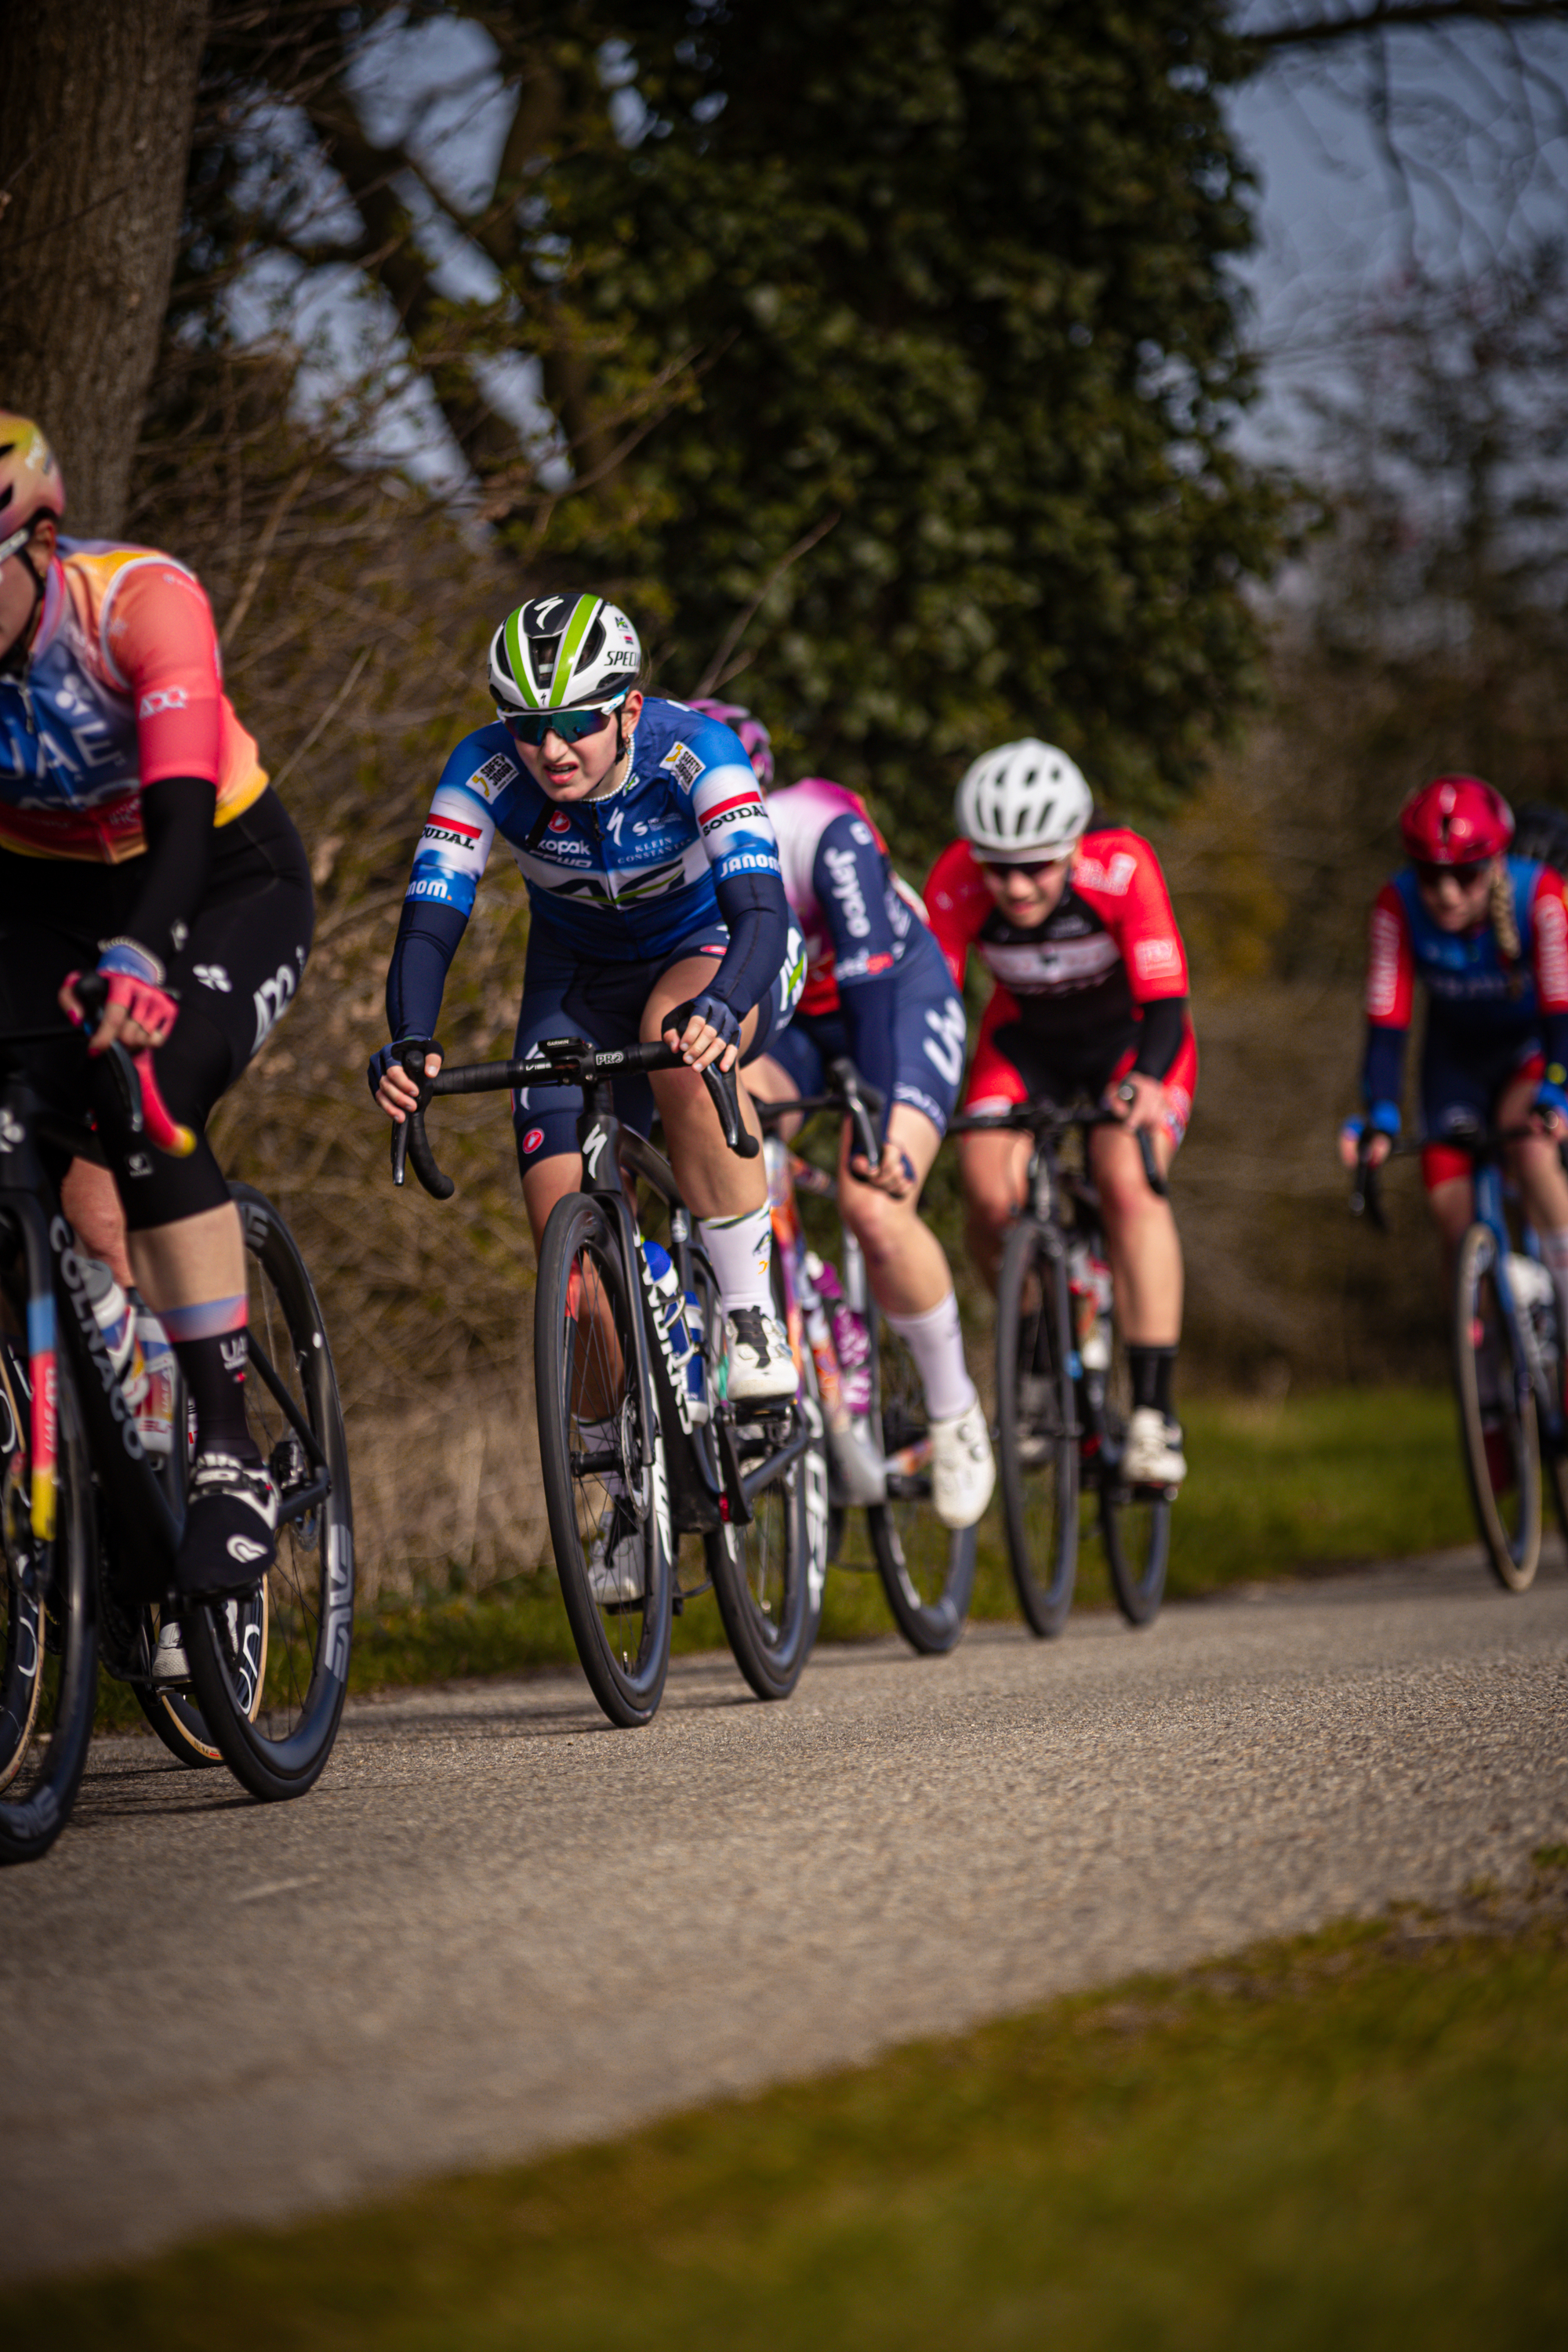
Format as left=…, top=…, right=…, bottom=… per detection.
left=689, top=697, right=774, bottom=788
left=1399, top=775, right=1513, bottom=866
left=0, top=412, right=65, bottom=564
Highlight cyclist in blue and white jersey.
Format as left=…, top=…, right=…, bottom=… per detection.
left=692, top=705, right=993, bottom=1529
left=372, top=594, right=803, bottom=1401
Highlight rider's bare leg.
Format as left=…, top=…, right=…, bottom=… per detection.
left=834, top=1104, right=949, bottom=1319
left=641, top=959, right=765, bottom=1221
left=957, top=1126, right=1033, bottom=1293
left=126, top=1201, right=246, bottom=1317
left=1088, top=1121, right=1181, bottom=1347
left=61, top=1158, right=133, bottom=1287
left=1499, top=1069, right=1568, bottom=1347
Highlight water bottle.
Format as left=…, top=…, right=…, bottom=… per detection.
left=81, top=1258, right=147, bottom=1403
left=815, top=1258, right=872, bottom=1418
left=1066, top=1238, right=1113, bottom=1373
left=644, top=1241, right=707, bottom=1421
left=133, top=1300, right=177, bottom=1458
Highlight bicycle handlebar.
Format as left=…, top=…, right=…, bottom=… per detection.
left=949, top=1098, right=1169, bottom=1199
left=390, top=1033, right=759, bottom=1200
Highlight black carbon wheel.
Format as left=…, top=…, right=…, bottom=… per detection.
left=536, top=1192, right=673, bottom=1726
left=996, top=1215, right=1079, bottom=1638
left=183, top=1186, right=354, bottom=1800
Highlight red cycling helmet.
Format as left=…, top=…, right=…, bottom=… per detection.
left=1399, top=775, right=1514, bottom=866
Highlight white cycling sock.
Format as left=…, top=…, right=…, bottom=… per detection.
left=1541, top=1230, right=1568, bottom=1359
left=699, top=1204, right=775, bottom=1319
left=885, top=1288, right=976, bottom=1423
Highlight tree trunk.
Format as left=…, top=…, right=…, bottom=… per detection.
left=0, top=0, right=209, bottom=535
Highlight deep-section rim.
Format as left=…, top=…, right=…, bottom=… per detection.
left=996, top=1212, right=1079, bottom=1639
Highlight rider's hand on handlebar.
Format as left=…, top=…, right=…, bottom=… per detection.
left=848, top=1137, right=920, bottom=1200
left=1108, top=1070, right=1168, bottom=1136
left=372, top=1040, right=442, bottom=1123
left=662, top=992, right=740, bottom=1076
left=60, top=966, right=176, bottom=1056
left=1339, top=1121, right=1392, bottom=1170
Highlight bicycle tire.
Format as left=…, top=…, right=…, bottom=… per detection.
left=135, top=1588, right=270, bottom=1768
left=1097, top=1330, right=1173, bottom=1627
left=183, top=1186, right=354, bottom=1800
left=995, top=1215, right=1078, bottom=1638
left=536, top=1192, right=673, bottom=1726
left=865, top=1316, right=977, bottom=1656
left=0, top=1314, right=98, bottom=1865
left=706, top=1264, right=827, bottom=1700
left=1454, top=1220, right=1541, bottom=1592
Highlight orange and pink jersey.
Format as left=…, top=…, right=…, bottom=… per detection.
left=0, top=538, right=267, bottom=862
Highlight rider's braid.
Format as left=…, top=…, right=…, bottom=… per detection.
left=1490, top=858, right=1525, bottom=997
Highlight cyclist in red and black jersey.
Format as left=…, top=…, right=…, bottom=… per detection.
left=926, top=740, right=1194, bottom=1487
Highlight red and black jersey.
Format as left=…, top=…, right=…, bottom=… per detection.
left=924, top=828, right=1189, bottom=1078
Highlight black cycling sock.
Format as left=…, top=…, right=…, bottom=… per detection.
left=1128, top=1345, right=1177, bottom=1418
left=171, top=1329, right=256, bottom=1457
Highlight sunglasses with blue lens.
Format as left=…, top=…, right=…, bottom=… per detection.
left=505, top=696, right=626, bottom=747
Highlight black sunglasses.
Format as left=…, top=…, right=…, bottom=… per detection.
left=1414, top=859, right=1486, bottom=889
left=505, top=697, right=626, bottom=747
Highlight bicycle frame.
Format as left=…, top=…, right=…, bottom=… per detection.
left=398, top=1036, right=815, bottom=1532
left=0, top=1069, right=336, bottom=1621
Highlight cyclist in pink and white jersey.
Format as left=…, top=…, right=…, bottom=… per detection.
left=691, top=706, right=993, bottom=1530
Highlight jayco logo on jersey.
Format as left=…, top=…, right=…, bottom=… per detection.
left=137, top=686, right=189, bottom=720
left=252, top=960, right=298, bottom=1054
left=822, top=845, right=871, bottom=938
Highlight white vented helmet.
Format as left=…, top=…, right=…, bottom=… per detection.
left=956, top=739, right=1092, bottom=861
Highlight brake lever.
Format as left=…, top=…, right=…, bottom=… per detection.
left=1350, top=1143, right=1387, bottom=1232
left=392, top=1047, right=456, bottom=1199
left=700, top=1057, right=760, bottom=1160
left=827, top=1057, right=885, bottom=1182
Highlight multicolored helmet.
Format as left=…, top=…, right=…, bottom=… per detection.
left=689, top=698, right=774, bottom=788
left=1399, top=775, right=1514, bottom=866
left=488, top=592, right=641, bottom=717
left=0, top=412, right=65, bottom=565
left=956, top=739, right=1091, bottom=861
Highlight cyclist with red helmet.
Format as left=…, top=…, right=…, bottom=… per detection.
left=1339, top=775, right=1568, bottom=1348
left=0, top=413, right=314, bottom=1619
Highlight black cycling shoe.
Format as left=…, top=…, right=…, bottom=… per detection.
left=172, top=1451, right=279, bottom=1602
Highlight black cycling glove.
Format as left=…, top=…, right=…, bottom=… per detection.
left=368, top=1036, right=438, bottom=1098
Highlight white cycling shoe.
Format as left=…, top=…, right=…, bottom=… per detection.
left=151, top=1617, right=191, bottom=1686
left=1123, top=1407, right=1187, bottom=1487
left=724, top=1306, right=799, bottom=1404
left=929, top=1396, right=996, bottom=1529
left=586, top=1494, right=645, bottom=1606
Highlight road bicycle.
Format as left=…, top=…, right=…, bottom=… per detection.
left=1353, top=1123, right=1567, bottom=1592
left=1, top=986, right=354, bottom=1865
left=392, top=1032, right=827, bottom=1725
left=756, top=1058, right=978, bottom=1654
left=952, top=1100, right=1176, bottom=1637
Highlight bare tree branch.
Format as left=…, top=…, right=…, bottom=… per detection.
left=1248, top=3, right=1568, bottom=55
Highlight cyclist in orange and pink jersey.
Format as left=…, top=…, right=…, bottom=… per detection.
left=0, top=412, right=314, bottom=1618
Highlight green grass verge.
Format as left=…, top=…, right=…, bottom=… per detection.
left=13, top=1875, right=1568, bottom=2349
left=96, top=1384, right=1476, bottom=1728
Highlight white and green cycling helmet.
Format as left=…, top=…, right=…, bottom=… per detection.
left=956, top=739, right=1092, bottom=862
left=488, top=591, right=642, bottom=718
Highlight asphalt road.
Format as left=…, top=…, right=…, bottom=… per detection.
left=5, top=1551, right=1567, bottom=2285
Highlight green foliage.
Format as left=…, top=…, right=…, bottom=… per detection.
left=15, top=1902, right=1568, bottom=2346
left=531, top=0, right=1283, bottom=858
